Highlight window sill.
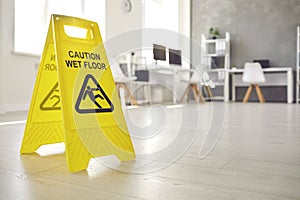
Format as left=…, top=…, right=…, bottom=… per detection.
left=11, top=51, right=41, bottom=58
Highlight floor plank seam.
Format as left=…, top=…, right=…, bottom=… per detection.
left=219, top=158, right=232, bottom=169
left=150, top=174, right=297, bottom=199
left=35, top=173, right=149, bottom=200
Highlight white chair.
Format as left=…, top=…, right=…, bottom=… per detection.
left=180, top=69, right=206, bottom=103
left=111, top=63, right=138, bottom=105
left=242, top=62, right=266, bottom=103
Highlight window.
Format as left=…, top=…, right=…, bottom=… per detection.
left=144, top=0, right=178, bottom=32
left=143, top=0, right=179, bottom=65
left=14, top=0, right=105, bottom=56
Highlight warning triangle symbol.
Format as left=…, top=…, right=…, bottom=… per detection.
left=75, top=74, right=114, bottom=114
left=40, top=82, right=61, bottom=111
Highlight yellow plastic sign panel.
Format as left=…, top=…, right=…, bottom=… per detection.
left=20, top=14, right=135, bottom=172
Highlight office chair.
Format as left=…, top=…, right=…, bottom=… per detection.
left=111, top=63, right=138, bottom=105
left=242, top=62, right=266, bottom=103
left=180, top=69, right=206, bottom=103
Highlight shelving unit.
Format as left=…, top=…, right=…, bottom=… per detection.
left=201, top=32, right=230, bottom=101
left=297, top=26, right=300, bottom=103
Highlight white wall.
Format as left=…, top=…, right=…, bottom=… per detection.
left=179, top=0, right=190, bottom=38
left=0, top=0, right=39, bottom=113
left=105, top=0, right=144, bottom=73
left=179, top=0, right=191, bottom=69
left=0, top=0, right=4, bottom=113
left=105, top=0, right=143, bottom=40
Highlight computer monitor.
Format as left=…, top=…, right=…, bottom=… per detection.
left=169, top=48, right=182, bottom=65
left=153, top=44, right=166, bottom=61
left=253, top=59, right=270, bottom=68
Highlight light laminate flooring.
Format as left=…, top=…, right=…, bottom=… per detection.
left=0, top=103, right=299, bottom=200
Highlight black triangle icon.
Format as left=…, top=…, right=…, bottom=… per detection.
left=40, top=82, right=61, bottom=111
left=75, top=74, right=114, bottom=114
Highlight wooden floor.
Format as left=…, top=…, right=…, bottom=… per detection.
left=0, top=102, right=300, bottom=200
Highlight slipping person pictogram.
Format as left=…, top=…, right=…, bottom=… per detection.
left=75, top=74, right=114, bottom=114
left=83, top=85, right=104, bottom=109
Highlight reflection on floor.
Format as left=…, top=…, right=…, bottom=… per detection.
left=0, top=103, right=299, bottom=200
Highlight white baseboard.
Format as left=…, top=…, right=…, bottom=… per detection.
left=0, top=104, right=29, bottom=114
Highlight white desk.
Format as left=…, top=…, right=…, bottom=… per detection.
left=149, top=66, right=190, bottom=103
left=228, top=67, right=293, bottom=103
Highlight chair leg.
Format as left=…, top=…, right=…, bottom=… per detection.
left=181, top=84, right=205, bottom=104
left=254, top=84, right=265, bottom=103
left=116, top=83, right=124, bottom=102
left=180, top=85, right=190, bottom=103
left=204, top=85, right=213, bottom=98
left=187, top=86, right=191, bottom=103
left=243, top=85, right=253, bottom=103
left=119, top=83, right=137, bottom=106
left=194, top=85, right=205, bottom=103
left=191, top=84, right=199, bottom=103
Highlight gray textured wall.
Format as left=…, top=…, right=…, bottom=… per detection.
left=192, top=0, right=300, bottom=102
left=192, top=0, right=300, bottom=68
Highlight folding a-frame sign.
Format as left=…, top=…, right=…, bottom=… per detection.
left=20, top=14, right=135, bottom=172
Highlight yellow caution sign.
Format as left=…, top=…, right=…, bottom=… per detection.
left=20, top=14, right=135, bottom=172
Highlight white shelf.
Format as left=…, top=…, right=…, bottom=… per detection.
left=209, top=68, right=227, bottom=72
left=205, top=53, right=226, bottom=57
left=201, top=32, right=230, bottom=101
left=204, top=38, right=226, bottom=43
left=213, top=82, right=225, bottom=86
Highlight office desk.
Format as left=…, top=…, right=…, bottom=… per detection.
left=228, top=67, right=293, bottom=103
left=148, top=66, right=190, bottom=103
